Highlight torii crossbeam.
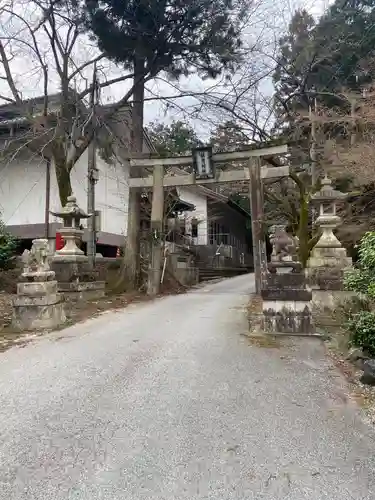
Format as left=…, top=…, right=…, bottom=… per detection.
left=129, top=144, right=289, bottom=188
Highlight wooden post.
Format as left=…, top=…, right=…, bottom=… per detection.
left=147, top=163, right=164, bottom=296
left=124, top=189, right=141, bottom=287
left=249, top=158, right=262, bottom=295
left=257, top=164, right=268, bottom=287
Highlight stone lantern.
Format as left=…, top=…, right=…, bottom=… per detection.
left=50, top=195, right=89, bottom=262
left=308, top=175, right=352, bottom=269
left=306, top=175, right=353, bottom=312
left=49, top=196, right=105, bottom=301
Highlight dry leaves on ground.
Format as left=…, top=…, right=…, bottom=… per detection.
left=0, top=292, right=12, bottom=330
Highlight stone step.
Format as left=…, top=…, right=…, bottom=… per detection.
left=198, top=267, right=250, bottom=282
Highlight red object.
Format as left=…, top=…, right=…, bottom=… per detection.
left=55, top=232, right=64, bottom=250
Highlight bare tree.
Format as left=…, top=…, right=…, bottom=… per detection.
left=0, top=0, right=155, bottom=205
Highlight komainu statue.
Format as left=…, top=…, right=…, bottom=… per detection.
left=21, top=239, right=50, bottom=274
left=269, top=225, right=297, bottom=263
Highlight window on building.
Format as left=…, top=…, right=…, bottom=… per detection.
left=191, top=218, right=198, bottom=238
left=209, top=222, right=214, bottom=244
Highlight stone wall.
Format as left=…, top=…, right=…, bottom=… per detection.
left=167, top=253, right=198, bottom=286
left=2, top=255, right=198, bottom=294
left=1, top=257, right=123, bottom=293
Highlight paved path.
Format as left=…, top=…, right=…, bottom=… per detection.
left=0, top=274, right=375, bottom=499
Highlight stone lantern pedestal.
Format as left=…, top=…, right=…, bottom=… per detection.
left=50, top=196, right=105, bottom=301
left=12, top=239, right=66, bottom=330
left=306, top=176, right=353, bottom=310
left=258, top=226, right=314, bottom=336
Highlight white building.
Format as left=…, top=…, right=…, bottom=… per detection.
left=0, top=95, right=252, bottom=262
left=0, top=97, right=143, bottom=253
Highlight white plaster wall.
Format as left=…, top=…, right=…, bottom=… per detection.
left=0, top=150, right=130, bottom=237
left=0, top=154, right=47, bottom=225
left=177, top=187, right=208, bottom=245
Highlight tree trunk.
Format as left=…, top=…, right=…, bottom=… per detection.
left=132, top=57, right=145, bottom=153
left=297, top=195, right=310, bottom=267
left=55, top=161, right=72, bottom=207
left=120, top=57, right=145, bottom=291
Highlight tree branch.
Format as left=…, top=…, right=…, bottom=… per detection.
left=0, top=40, right=21, bottom=104
left=78, top=72, right=135, bottom=100
left=69, top=53, right=106, bottom=81
left=0, top=94, right=15, bottom=103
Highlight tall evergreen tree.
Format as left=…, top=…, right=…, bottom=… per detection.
left=274, top=0, right=375, bottom=127
left=83, top=0, right=247, bottom=149
left=314, top=0, right=375, bottom=92
left=273, top=9, right=316, bottom=133
left=146, top=121, right=201, bottom=157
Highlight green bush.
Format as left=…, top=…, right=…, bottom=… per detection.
left=358, top=231, right=375, bottom=269
left=344, top=267, right=372, bottom=296
left=347, top=311, right=375, bottom=355
left=344, top=232, right=375, bottom=353
left=344, top=232, right=375, bottom=297
left=0, top=217, right=17, bottom=270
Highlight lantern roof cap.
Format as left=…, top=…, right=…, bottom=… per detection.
left=311, top=175, right=347, bottom=202
left=50, top=195, right=89, bottom=219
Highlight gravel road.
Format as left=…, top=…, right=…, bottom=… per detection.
left=0, top=274, right=375, bottom=499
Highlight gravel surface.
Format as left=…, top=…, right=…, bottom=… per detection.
left=0, top=274, right=375, bottom=499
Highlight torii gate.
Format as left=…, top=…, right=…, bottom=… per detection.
left=128, top=143, right=289, bottom=295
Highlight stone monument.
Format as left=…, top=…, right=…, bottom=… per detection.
left=50, top=196, right=105, bottom=301
left=12, top=239, right=66, bottom=330
left=260, top=225, right=314, bottom=335
left=307, top=175, right=353, bottom=309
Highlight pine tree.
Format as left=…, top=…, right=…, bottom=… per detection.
left=146, top=121, right=202, bottom=157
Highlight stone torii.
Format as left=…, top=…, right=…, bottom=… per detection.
left=127, top=143, right=289, bottom=295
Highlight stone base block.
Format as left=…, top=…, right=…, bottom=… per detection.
left=20, top=270, right=56, bottom=282
left=17, top=280, right=58, bottom=296
left=52, top=253, right=88, bottom=262
left=312, top=289, right=355, bottom=310
left=262, top=301, right=314, bottom=335
left=51, top=260, right=101, bottom=283
left=262, top=289, right=312, bottom=301
left=12, top=300, right=66, bottom=331
left=264, top=271, right=307, bottom=291
left=13, top=293, right=61, bottom=307
left=306, top=266, right=355, bottom=310
left=306, top=266, right=351, bottom=290
left=58, top=281, right=105, bottom=301
left=308, top=246, right=352, bottom=269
